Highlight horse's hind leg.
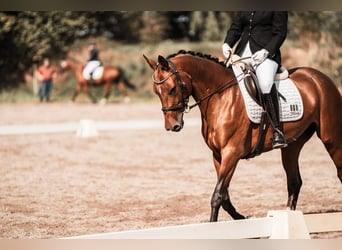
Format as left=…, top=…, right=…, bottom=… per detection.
left=316, top=108, right=342, bottom=182
left=117, top=82, right=129, bottom=97
left=72, top=84, right=81, bottom=102
left=318, top=113, right=342, bottom=182
left=103, top=82, right=112, bottom=100
left=281, top=124, right=315, bottom=209
left=322, top=140, right=342, bottom=183
left=281, top=142, right=303, bottom=210
left=314, top=75, right=342, bottom=182
left=332, top=147, right=342, bottom=183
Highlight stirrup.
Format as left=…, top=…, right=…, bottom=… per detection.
left=272, top=130, right=288, bottom=149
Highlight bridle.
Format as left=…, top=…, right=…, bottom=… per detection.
left=152, top=58, right=244, bottom=113
left=152, top=59, right=190, bottom=113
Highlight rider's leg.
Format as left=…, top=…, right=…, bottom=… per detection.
left=89, top=73, right=95, bottom=85
left=85, top=61, right=101, bottom=85
left=256, top=59, right=287, bottom=149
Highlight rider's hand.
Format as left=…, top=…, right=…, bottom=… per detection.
left=252, top=49, right=269, bottom=65
left=222, top=43, right=232, bottom=59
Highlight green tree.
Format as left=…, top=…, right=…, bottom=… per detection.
left=1, top=11, right=340, bottom=90
left=139, top=11, right=169, bottom=43
left=288, top=11, right=341, bottom=45
left=189, top=11, right=204, bottom=41
left=0, top=11, right=100, bottom=89
left=201, top=11, right=221, bottom=41
left=189, top=11, right=230, bottom=42
left=217, top=12, right=232, bottom=37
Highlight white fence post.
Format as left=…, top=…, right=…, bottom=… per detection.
left=267, top=210, right=310, bottom=239
left=76, top=119, right=98, bottom=138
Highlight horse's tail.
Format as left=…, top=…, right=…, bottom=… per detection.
left=118, top=67, right=136, bottom=90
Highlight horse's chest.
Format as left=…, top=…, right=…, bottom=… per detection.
left=203, top=124, right=227, bottom=152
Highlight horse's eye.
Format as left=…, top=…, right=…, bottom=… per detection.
left=169, top=86, right=176, bottom=95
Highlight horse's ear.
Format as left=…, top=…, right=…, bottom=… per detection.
left=143, top=54, right=157, bottom=70
left=158, top=55, right=170, bottom=70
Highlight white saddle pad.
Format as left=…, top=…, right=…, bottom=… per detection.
left=232, top=64, right=304, bottom=124
left=83, top=61, right=104, bottom=80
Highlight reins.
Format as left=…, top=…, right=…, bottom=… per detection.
left=186, top=56, right=251, bottom=111
left=186, top=73, right=242, bottom=111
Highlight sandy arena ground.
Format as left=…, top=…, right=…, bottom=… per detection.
left=0, top=102, right=341, bottom=239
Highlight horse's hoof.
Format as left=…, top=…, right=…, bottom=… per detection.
left=99, top=98, right=107, bottom=105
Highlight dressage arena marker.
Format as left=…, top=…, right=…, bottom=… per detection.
left=76, top=119, right=98, bottom=138
left=64, top=210, right=342, bottom=239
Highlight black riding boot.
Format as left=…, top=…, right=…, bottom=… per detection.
left=89, top=73, right=95, bottom=85
left=263, top=86, right=287, bottom=149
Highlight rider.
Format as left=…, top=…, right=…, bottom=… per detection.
left=222, top=11, right=288, bottom=149
left=84, top=42, right=102, bottom=84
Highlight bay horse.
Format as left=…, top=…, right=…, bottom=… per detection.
left=143, top=50, right=342, bottom=222
left=60, top=58, right=135, bottom=103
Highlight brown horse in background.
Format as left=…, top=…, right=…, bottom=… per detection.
left=61, top=58, right=135, bottom=103
left=144, top=50, right=342, bottom=222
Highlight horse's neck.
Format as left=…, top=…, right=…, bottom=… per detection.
left=177, top=58, right=235, bottom=104
left=174, top=57, right=239, bottom=124
left=68, top=60, right=83, bottom=73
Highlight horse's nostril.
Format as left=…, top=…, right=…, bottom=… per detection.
left=172, top=124, right=182, bottom=132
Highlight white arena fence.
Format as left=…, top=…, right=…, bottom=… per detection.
left=64, top=210, right=342, bottom=239
left=0, top=118, right=201, bottom=136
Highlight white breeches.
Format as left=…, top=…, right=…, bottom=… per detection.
left=83, top=60, right=101, bottom=79
left=240, top=42, right=278, bottom=94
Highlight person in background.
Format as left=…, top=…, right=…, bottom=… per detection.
left=37, top=57, right=57, bottom=102
left=222, top=11, right=288, bottom=149
left=84, top=42, right=102, bottom=84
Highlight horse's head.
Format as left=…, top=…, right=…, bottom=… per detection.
left=143, top=54, right=192, bottom=132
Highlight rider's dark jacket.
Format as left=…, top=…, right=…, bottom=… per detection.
left=89, top=48, right=99, bottom=61
left=224, top=11, right=288, bottom=65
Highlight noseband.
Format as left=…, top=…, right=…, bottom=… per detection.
left=152, top=60, right=190, bottom=113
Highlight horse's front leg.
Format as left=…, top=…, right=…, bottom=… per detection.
left=72, top=84, right=81, bottom=102
left=84, top=84, right=97, bottom=103
left=210, top=149, right=245, bottom=221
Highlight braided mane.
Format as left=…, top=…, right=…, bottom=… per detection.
left=167, top=50, right=226, bottom=67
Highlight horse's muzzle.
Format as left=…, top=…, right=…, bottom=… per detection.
left=165, top=118, right=184, bottom=132
left=171, top=123, right=182, bottom=132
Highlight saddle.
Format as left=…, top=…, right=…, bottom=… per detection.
left=238, top=60, right=288, bottom=106
left=231, top=56, right=303, bottom=124
left=83, top=61, right=104, bottom=81
left=231, top=55, right=303, bottom=159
